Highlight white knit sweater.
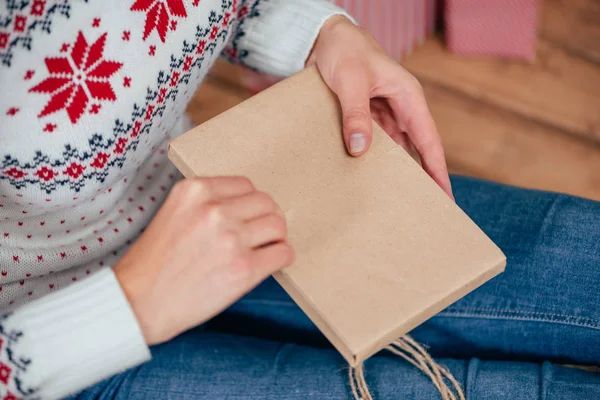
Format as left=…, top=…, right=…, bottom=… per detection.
left=0, top=1, right=348, bottom=398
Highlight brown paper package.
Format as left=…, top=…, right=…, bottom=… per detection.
left=169, top=66, right=506, bottom=367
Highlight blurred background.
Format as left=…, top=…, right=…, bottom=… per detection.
left=187, top=0, right=600, bottom=201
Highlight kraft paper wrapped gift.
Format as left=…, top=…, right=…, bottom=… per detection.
left=168, top=66, right=506, bottom=366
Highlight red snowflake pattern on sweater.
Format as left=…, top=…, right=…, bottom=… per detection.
left=0, top=362, right=10, bottom=385
left=0, top=315, right=37, bottom=398
left=130, top=0, right=188, bottom=43
left=13, top=16, right=27, bottom=33
left=42, top=123, right=57, bottom=133
left=2, top=0, right=235, bottom=194
left=1, top=0, right=90, bottom=67
left=31, top=0, right=46, bottom=16
left=2, top=391, right=18, bottom=400
left=0, top=33, right=9, bottom=50
left=28, top=31, right=123, bottom=124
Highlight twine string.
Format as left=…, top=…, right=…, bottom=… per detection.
left=349, top=335, right=465, bottom=400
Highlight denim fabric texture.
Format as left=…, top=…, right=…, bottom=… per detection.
left=71, top=176, right=600, bottom=399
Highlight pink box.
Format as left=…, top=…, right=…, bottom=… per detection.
left=333, top=0, right=435, bottom=60
left=445, top=0, right=539, bottom=61
left=237, top=0, right=439, bottom=94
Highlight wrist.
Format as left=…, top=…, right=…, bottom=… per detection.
left=114, top=257, right=156, bottom=346
left=306, top=15, right=352, bottom=67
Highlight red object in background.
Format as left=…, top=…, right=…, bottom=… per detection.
left=239, top=0, right=440, bottom=94
left=237, top=70, right=278, bottom=94
left=444, top=0, right=539, bottom=61
left=331, top=0, right=438, bottom=60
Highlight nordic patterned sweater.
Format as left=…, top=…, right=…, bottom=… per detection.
left=0, top=0, right=348, bottom=398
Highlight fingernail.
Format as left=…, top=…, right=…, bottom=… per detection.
left=349, top=133, right=366, bottom=154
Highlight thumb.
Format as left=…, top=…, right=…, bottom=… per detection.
left=331, top=67, right=372, bottom=156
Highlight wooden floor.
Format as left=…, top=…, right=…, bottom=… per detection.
left=187, top=0, right=600, bottom=201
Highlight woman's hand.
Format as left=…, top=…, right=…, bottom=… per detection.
left=114, top=177, right=294, bottom=346
left=307, top=15, right=453, bottom=199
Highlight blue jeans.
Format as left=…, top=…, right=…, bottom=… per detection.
left=73, top=176, right=600, bottom=399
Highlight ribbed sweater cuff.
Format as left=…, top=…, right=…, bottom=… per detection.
left=240, top=0, right=355, bottom=77
left=10, top=269, right=150, bottom=399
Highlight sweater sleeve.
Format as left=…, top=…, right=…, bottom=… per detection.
left=221, top=0, right=354, bottom=77
left=0, top=269, right=150, bottom=400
